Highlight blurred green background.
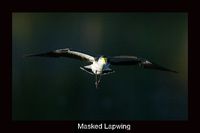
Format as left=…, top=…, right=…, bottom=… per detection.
left=12, top=13, right=188, bottom=120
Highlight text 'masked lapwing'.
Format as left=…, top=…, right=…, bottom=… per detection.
left=26, top=48, right=178, bottom=88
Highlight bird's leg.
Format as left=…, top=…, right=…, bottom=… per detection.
left=95, top=74, right=98, bottom=89
left=94, top=74, right=102, bottom=89
left=94, top=70, right=102, bottom=89
left=97, top=74, right=102, bottom=84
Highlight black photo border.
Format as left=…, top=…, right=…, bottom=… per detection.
left=1, top=1, right=195, bottom=132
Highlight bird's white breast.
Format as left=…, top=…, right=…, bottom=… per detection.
left=91, top=61, right=104, bottom=75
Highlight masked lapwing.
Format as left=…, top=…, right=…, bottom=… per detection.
left=26, top=48, right=177, bottom=88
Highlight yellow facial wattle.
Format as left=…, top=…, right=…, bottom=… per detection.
left=102, top=57, right=107, bottom=64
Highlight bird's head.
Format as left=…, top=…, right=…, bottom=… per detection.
left=97, top=55, right=108, bottom=65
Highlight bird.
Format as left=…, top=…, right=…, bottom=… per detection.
left=26, top=48, right=178, bottom=88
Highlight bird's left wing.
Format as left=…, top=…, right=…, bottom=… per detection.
left=109, top=56, right=177, bottom=73
left=26, top=48, right=95, bottom=63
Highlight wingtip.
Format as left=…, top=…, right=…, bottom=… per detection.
left=162, top=68, right=179, bottom=74
left=23, top=52, right=57, bottom=58
left=23, top=53, right=42, bottom=57
left=170, top=70, right=178, bottom=74
left=146, top=63, right=179, bottom=74
left=23, top=54, right=35, bottom=58
left=160, top=67, right=178, bottom=74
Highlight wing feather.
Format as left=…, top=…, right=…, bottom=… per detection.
left=108, top=56, right=141, bottom=65
left=26, top=48, right=95, bottom=63
left=109, top=56, right=177, bottom=73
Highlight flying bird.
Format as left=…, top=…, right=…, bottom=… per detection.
left=26, top=48, right=177, bottom=88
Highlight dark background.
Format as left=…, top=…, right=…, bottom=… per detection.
left=12, top=13, right=187, bottom=120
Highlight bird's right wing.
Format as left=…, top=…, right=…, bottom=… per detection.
left=109, top=56, right=177, bottom=73
left=108, top=56, right=141, bottom=65
left=25, top=48, right=95, bottom=63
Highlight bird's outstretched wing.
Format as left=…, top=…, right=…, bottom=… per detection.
left=26, top=48, right=95, bottom=63
left=109, top=56, right=178, bottom=73
left=108, top=56, right=141, bottom=65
